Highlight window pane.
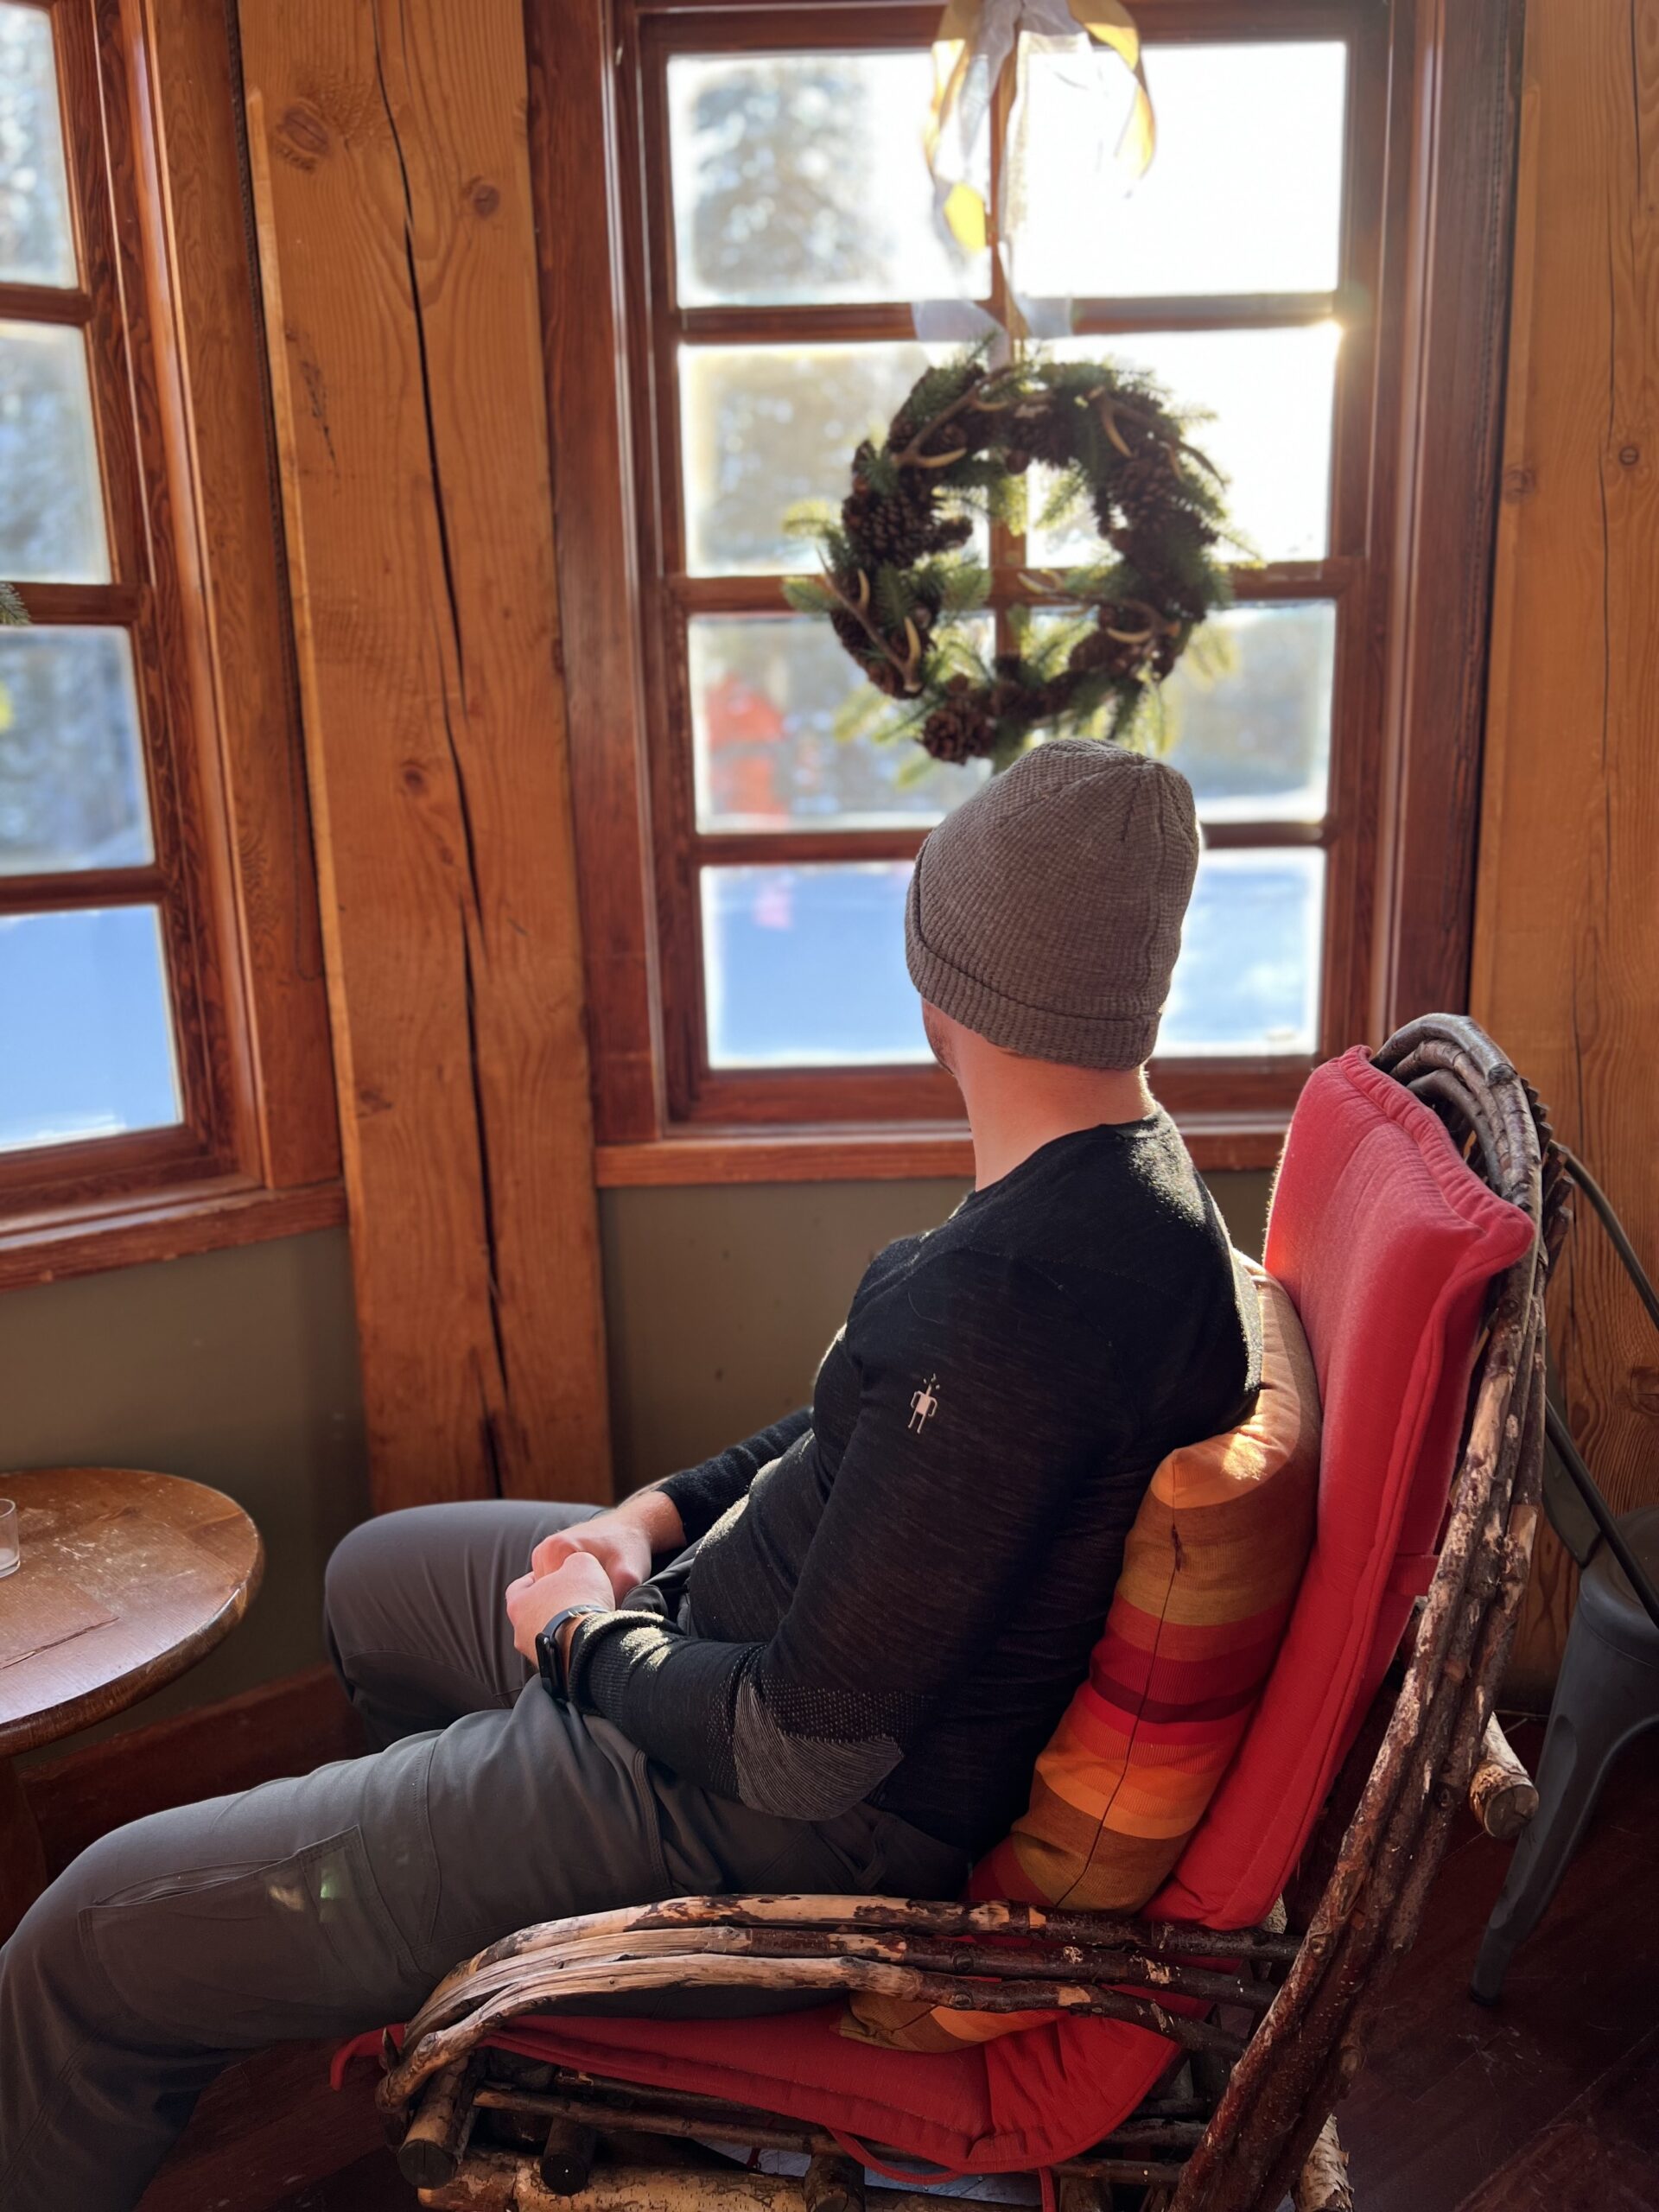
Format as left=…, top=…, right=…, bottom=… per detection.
left=1030, top=603, right=1334, bottom=820
left=0, top=906, right=181, bottom=1151
left=690, top=615, right=989, bottom=830
left=1027, top=327, right=1340, bottom=564
left=1160, top=850, right=1323, bottom=1056
left=0, top=627, right=152, bottom=873
left=669, top=52, right=985, bottom=308
left=1162, top=604, right=1334, bottom=819
left=702, top=862, right=927, bottom=1067
left=703, top=848, right=1321, bottom=1068
left=0, top=4, right=76, bottom=288
left=0, top=322, right=109, bottom=582
left=1020, top=41, right=1347, bottom=300
left=683, top=342, right=963, bottom=575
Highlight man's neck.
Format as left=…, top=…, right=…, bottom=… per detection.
left=954, top=1045, right=1157, bottom=1191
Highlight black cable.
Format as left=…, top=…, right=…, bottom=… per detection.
left=1543, top=1399, right=1659, bottom=1636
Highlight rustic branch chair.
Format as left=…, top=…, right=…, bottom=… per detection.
left=373, top=1016, right=1566, bottom=2212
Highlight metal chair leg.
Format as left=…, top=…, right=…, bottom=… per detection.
left=1472, top=1608, right=1659, bottom=2003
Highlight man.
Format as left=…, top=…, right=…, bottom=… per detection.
left=0, top=741, right=1257, bottom=2211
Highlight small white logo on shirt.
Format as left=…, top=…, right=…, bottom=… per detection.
left=909, top=1376, right=940, bottom=1433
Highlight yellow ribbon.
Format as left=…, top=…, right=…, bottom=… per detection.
left=925, top=0, right=1155, bottom=258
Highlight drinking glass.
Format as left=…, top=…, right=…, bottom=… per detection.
left=0, top=1498, right=19, bottom=1578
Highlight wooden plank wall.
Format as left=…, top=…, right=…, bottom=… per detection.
left=1474, top=0, right=1659, bottom=1701
left=236, top=0, right=611, bottom=1508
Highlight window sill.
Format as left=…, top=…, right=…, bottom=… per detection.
left=0, top=1176, right=349, bottom=1293
left=594, top=1111, right=1289, bottom=1188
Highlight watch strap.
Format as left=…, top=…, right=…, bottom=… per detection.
left=537, top=1603, right=609, bottom=1700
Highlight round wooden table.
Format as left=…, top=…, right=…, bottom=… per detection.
left=0, top=1467, right=263, bottom=1941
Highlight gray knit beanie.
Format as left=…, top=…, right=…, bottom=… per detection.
left=905, top=739, right=1200, bottom=1070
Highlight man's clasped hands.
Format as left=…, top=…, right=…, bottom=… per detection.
left=504, top=1484, right=686, bottom=1669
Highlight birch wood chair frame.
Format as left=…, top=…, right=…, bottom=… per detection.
left=377, top=1016, right=1564, bottom=2212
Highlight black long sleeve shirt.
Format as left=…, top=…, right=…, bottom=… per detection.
left=567, top=1113, right=1258, bottom=1855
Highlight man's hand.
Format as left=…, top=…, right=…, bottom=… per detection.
left=528, top=1491, right=684, bottom=1604
left=505, top=1551, right=613, bottom=1666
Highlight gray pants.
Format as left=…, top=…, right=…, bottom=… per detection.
left=0, top=1501, right=964, bottom=2212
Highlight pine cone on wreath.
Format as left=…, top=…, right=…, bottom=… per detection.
left=1003, top=402, right=1077, bottom=471
left=1112, top=454, right=1180, bottom=525
left=922, top=699, right=995, bottom=763
left=842, top=480, right=937, bottom=566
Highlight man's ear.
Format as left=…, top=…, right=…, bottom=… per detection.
left=921, top=999, right=958, bottom=1075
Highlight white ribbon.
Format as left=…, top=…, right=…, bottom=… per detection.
left=925, top=0, right=1154, bottom=335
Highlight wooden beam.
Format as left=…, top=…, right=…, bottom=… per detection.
left=125, top=0, right=341, bottom=1193
left=1365, top=0, right=1526, bottom=1037
left=237, top=0, right=612, bottom=1506
left=1472, top=0, right=1659, bottom=1702
left=524, top=0, right=664, bottom=1145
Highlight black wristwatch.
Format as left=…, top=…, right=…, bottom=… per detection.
left=535, top=1604, right=609, bottom=1701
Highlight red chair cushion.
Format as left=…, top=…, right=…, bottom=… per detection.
left=1156, top=1048, right=1535, bottom=1927
left=471, top=1046, right=1535, bottom=2171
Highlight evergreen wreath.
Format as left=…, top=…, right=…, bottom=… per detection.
left=783, top=349, right=1235, bottom=771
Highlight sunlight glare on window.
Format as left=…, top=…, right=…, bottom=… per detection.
left=1019, top=41, right=1348, bottom=301
left=1028, top=326, right=1343, bottom=565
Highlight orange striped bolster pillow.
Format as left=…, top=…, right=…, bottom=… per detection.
left=847, top=1262, right=1320, bottom=2052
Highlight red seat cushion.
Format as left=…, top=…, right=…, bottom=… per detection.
left=470, top=1047, right=1535, bottom=2171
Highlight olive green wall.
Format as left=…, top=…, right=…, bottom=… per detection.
left=3, top=1228, right=369, bottom=1756
left=1, top=1168, right=1269, bottom=1751
left=600, top=1170, right=1272, bottom=1492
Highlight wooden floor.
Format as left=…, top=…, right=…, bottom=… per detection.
left=140, top=1726, right=1659, bottom=2212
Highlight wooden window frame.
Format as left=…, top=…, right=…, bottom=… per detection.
left=529, top=0, right=1522, bottom=1185
left=0, top=0, right=341, bottom=1287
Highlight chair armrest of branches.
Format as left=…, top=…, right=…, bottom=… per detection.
left=1468, top=1712, right=1538, bottom=1840
left=378, top=1017, right=1563, bottom=2212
